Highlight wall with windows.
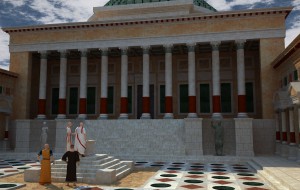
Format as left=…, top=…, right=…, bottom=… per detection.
left=29, top=42, right=262, bottom=119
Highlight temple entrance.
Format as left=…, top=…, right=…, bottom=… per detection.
left=137, top=85, right=154, bottom=119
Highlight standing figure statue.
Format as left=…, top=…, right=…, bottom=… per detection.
left=41, top=121, right=48, bottom=148
left=211, top=119, right=224, bottom=156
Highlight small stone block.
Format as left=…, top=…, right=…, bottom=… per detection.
left=24, top=167, right=40, bottom=182
left=95, top=169, right=116, bottom=184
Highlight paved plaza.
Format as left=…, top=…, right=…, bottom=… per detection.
left=0, top=154, right=299, bottom=189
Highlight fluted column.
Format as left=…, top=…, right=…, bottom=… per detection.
left=275, top=111, right=281, bottom=142
left=211, top=42, right=222, bottom=119
left=57, top=50, right=67, bottom=119
left=4, top=115, right=9, bottom=140
left=187, top=44, right=198, bottom=118
left=99, top=48, right=109, bottom=119
left=164, top=44, right=173, bottom=119
left=119, top=47, right=128, bottom=119
left=289, top=107, right=296, bottom=145
left=236, top=40, right=248, bottom=118
left=78, top=49, right=88, bottom=119
left=281, top=109, right=287, bottom=144
left=141, top=46, right=151, bottom=119
left=37, top=51, right=48, bottom=119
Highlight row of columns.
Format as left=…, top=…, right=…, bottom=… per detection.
left=37, top=41, right=248, bottom=119
left=275, top=107, right=300, bottom=161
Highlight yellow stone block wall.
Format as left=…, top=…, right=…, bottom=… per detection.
left=260, top=38, right=285, bottom=119
left=9, top=52, right=32, bottom=119
left=9, top=15, right=285, bottom=45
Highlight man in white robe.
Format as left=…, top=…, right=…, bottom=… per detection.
left=74, top=122, right=86, bottom=156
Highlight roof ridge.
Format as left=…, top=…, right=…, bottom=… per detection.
left=104, top=0, right=217, bottom=12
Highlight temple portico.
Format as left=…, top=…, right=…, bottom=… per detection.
left=31, top=39, right=254, bottom=120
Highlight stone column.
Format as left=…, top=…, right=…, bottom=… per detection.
left=236, top=40, right=248, bottom=118
left=164, top=44, right=173, bottom=119
left=187, top=44, right=198, bottom=118
left=141, top=46, right=151, bottom=119
left=57, top=50, right=67, bottom=119
left=4, top=115, right=9, bottom=140
left=119, top=47, right=128, bottom=119
left=275, top=110, right=281, bottom=155
left=99, top=48, right=108, bottom=119
left=211, top=42, right=222, bottom=119
left=78, top=49, right=88, bottom=119
left=37, top=51, right=48, bottom=119
left=297, top=106, right=300, bottom=163
left=280, top=109, right=288, bottom=157
left=288, top=107, right=297, bottom=160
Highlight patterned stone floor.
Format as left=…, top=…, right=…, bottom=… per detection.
left=0, top=158, right=40, bottom=178
left=137, top=161, right=271, bottom=190
left=75, top=161, right=272, bottom=190
left=0, top=158, right=273, bottom=190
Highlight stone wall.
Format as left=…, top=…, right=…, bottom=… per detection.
left=253, top=119, right=275, bottom=155
left=10, top=118, right=276, bottom=159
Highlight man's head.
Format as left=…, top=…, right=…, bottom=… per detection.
left=70, top=144, right=74, bottom=150
left=79, top=122, right=84, bottom=127
left=44, top=144, right=49, bottom=149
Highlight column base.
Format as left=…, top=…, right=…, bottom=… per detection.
left=77, top=114, right=87, bottom=119
left=275, top=141, right=281, bottom=155
left=297, top=148, right=300, bottom=164
left=56, top=114, right=66, bottom=119
left=280, top=141, right=288, bottom=158
left=98, top=114, right=108, bottom=120
left=288, top=144, right=298, bottom=161
left=187, top=113, right=198, bottom=118
left=237, top=112, right=248, bottom=118
left=36, top=115, right=46, bottom=119
left=119, top=113, right=128, bottom=119
left=212, top=113, right=222, bottom=119
left=164, top=113, right=174, bottom=119
left=140, top=113, right=151, bottom=119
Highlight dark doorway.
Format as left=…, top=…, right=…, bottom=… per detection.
left=137, top=85, right=154, bottom=119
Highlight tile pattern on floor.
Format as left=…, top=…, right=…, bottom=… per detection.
left=138, top=161, right=272, bottom=190
left=0, top=158, right=40, bottom=178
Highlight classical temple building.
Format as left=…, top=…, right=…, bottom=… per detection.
left=2, top=0, right=292, bottom=120
left=2, top=0, right=300, bottom=160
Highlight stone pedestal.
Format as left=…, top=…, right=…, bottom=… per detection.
left=280, top=142, right=289, bottom=158
left=275, top=142, right=281, bottom=155
left=288, top=145, right=298, bottom=160
left=85, top=140, right=96, bottom=156
left=24, top=167, right=40, bottom=182
left=234, top=118, right=254, bottom=157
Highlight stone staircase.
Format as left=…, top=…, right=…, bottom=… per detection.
left=51, top=154, right=133, bottom=184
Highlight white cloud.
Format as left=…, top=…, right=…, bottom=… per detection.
left=0, top=30, right=10, bottom=70
left=206, top=0, right=274, bottom=11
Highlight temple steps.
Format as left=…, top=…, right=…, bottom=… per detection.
left=51, top=153, right=133, bottom=184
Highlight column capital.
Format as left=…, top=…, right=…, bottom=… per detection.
left=236, top=40, right=246, bottom=49
left=142, top=46, right=150, bottom=54
left=210, top=41, right=220, bottom=51
left=101, top=48, right=109, bottom=56
left=39, top=51, right=48, bottom=59
left=187, top=43, right=196, bottom=52
left=164, top=44, right=173, bottom=53
left=59, top=50, right=68, bottom=58
left=79, top=49, right=88, bottom=57
left=120, top=47, right=128, bottom=55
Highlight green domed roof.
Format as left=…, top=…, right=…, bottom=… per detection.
left=104, top=0, right=217, bottom=12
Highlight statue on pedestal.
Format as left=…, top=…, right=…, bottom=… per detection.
left=41, top=121, right=48, bottom=149
left=211, top=119, right=224, bottom=156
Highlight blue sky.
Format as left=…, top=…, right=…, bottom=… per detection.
left=0, top=0, right=299, bottom=70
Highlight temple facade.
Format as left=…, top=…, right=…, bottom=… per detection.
left=2, top=0, right=292, bottom=120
